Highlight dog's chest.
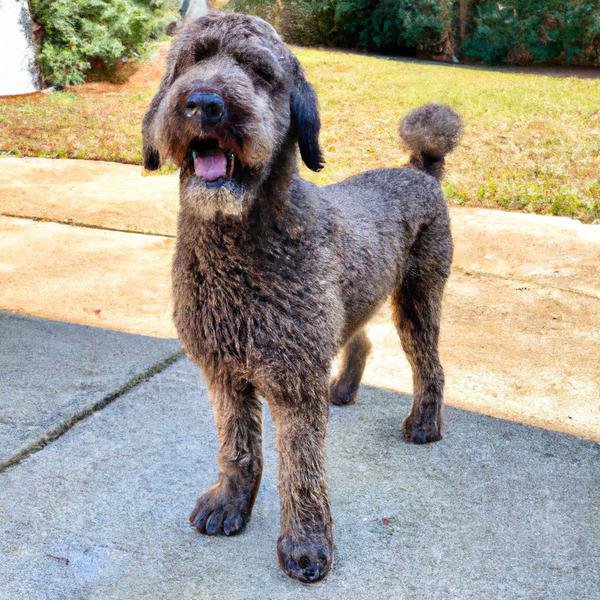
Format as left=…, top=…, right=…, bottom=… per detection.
left=173, top=231, right=336, bottom=378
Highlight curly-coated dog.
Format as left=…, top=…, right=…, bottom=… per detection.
left=142, top=11, right=462, bottom=583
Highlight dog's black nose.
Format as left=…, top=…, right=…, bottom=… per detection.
left=185, top=92, right=225, bottom=125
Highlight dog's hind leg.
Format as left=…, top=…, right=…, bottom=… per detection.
left=189, top=378, right=263, bottom=536
left=392, top=217, right=451, bottom=444
left=329, top=329, right=372, bottom=406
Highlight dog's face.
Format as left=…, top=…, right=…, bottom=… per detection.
left=142, top=12, right=323, bottom=218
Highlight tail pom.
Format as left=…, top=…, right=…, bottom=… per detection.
left=399, top=103, right=463, bottom=159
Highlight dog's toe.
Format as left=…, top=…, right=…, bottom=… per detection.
left=223, top=511, right=245, bottom=536
left=204, top=509, right=225, bottom=535
left=189, top=499, right=212, bottom=532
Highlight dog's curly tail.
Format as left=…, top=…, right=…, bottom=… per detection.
left=399, top=103, right=463, bottom=181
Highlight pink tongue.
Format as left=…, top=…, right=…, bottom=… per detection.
left=194, top=150, right=227, bottom=180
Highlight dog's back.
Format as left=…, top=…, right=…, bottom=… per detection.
left=303, top=104, right=462, bottom=343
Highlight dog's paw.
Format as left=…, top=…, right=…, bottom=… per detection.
left=329, top=378, right=357, bottom=406
left=189, top=485, right=251, bottom=536
left=277, top=531, right=332, bottom=583
left=402, top=415, right=443, bottom=444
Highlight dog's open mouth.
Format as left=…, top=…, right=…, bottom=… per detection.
left=188, top=138, right=236, bottom=189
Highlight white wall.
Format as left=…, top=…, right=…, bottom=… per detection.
left=181, top=0, right=208, bottom=23
left=0, top=0, right=41, bottom=96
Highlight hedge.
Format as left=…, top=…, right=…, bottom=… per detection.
left=229, top=0, right=600, bottom=66
left=464, top=0, right=600, bottom=65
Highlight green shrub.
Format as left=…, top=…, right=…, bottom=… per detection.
left=463, top=0, right=600, bottom=65
left=230, top=0, right=599, bottom=66
left=228, top=0, right=338, bottom=45
left=334, top=0, right=452, bottom=53
left=31, top=0, right=177, bottom=86
left=230, top=0, right=455, bottom=53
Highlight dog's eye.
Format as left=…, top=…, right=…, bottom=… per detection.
left=195, top=43, right=217, bottom=63
left=252, top=63, right=275, bottom=85
left=233, top=50, right=278, bottom=87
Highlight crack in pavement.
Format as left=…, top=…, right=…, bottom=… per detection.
left=0, top=350, right=185, bottom=473
left=452, top=266, right=600, bottom=301
left=0, top=212, right=176, bottom=238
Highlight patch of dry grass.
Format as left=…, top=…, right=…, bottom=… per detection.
left=0, top=48, right=166, bottom=163
left=1, top=44, right=598, bottom=220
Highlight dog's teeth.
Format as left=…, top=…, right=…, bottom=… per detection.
left=227, top=153, right=235, bottom=178
left=191, top=149, right=197, bottom=160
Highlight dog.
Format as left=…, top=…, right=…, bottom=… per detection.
left=142, top=11, right=462, bottom=583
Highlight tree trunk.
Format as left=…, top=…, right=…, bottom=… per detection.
left=459, top=0, right=475, bottom=42
left=440, top=0, right=457, bottom=60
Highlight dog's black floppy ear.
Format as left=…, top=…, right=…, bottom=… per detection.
left=142, top=95, right=164, bottom=171
left=142, top=141, right=161, bottom=171
left=142, top=57, right=177, bottom=171
left=290, top=60, right=324, bottom=172
left=142, top=84, right=165, bottom=171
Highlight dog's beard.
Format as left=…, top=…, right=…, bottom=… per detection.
left=181, top=175, right=246, bottom=219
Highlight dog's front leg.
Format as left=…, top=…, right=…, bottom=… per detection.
left=189, top=378, right=262, bottom=536
left=268, top=383, right=332, bottom=583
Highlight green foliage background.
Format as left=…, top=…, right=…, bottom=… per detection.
left=333, top=0, right=451, bottom=53
left=464, top=0, right=600, bottom=65
left=29, top=0, right=600, bottom=85
left=229, top=0, right=453, bottom=51
left=230, top=0, right=600, bottom=65
left=30, top=0, right=178, bottom=86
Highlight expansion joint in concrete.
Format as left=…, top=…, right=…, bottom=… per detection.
left=0, top=350, right=185, bottom=473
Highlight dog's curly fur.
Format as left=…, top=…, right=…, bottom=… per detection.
left=142, top=11, right=462, bottom=583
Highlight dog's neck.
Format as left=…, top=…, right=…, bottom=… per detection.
left=254, top=136, right=299, bottom=220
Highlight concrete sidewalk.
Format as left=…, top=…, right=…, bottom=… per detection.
left=1, top=157, right=599, bottom=440
left=0, top=318, right=598, bottom=599
left=0, top=156, right=599, bottom=597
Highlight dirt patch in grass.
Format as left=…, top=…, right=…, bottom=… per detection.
left=1, top=44, right=598, bottom=221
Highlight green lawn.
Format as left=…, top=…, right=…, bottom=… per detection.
left=1, top=44, right=598, bottom=221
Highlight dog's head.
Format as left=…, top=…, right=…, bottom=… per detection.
left=142, top=12, right=323, bottom=218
